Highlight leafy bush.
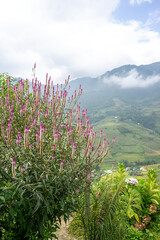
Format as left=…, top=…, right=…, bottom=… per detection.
left=70, top=164, right=127, bottom=240
left=70, top=164, right=160, bottom=240
left=124, top=226, right=143, bottom=240
left=0, top=66, right=110, bottom=239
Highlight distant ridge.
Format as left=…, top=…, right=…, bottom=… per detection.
left=101, top=61, right=160, bottom=79
left=68, top=62, right=160, bottom=133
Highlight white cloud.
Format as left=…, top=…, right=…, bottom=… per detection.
left=0, top=0, right=159, bottom=84
left=103, top=69, right=160, bottom=88
left=145, top=10, right=160, bottom=28
left=130, top=0, right=152, bottom=5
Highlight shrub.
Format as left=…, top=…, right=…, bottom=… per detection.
left=70, top=164, right=128, bottom=240
left=70, top=164, right=160, bottom=240
left=0, top=65, right=110, bottom=239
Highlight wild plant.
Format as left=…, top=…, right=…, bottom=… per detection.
left=0, top=65, right=110, bottom=239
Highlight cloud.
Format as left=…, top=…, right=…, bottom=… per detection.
left=0, top=0, right=120, bottom=82
left=130, top=0, right=152, bottom=5
left=0, top=0, right=159, bottom=84
left=103, top=69, right=160, bottom=88
left=145, top=10, right=160, bottom=29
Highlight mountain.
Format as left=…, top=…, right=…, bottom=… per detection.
left=70, top=62, right=160, bottom=128
left=101, top=62, right=160, bottom=78
left=69, top=62, right=160, bottom=169
left=70, top=62, right=160, bottom=104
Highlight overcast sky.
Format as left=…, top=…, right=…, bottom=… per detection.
left=0, top=0, right=160, bottom=83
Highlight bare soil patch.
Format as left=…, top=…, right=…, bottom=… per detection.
left=53, top=218, right=78, bottom=240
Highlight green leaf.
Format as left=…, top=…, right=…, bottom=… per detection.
left=51, top=233, right=58, bottom=239
left=0, top=196, right=5, bottom=202
left=151, top=199, right=159, bottom=205
left=127, top=206, right=134, bottom=218
left=134, top=213, right=140, bottom=223
left=9, top=207, right=15, bottom=217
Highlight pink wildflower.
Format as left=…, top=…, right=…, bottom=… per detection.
left=87, top=142, right=92, bottom=157
left=54, top=131, right=59, bottom=144
left=60, top=160, right=63, bottom=172
left=40, top=124, right=44, bottom=155
left=53, top=144, right=56, bottom=150
left=24, top=125, right=29, bottom=148
left=46, top=109, right=48, bottom=118
left=71, top=143, right=76, bottom=159
left=16, top=135, right=20, bottom=145
left=12, top=157, right=16, bottom=177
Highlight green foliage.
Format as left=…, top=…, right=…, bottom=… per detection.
left=123, top=188, right=141, bottom=222
left=70, top=165, right=128, bottom=240
left=70, top=182, right=126, bottom=240
left=0, top=67, right=110, bottom=239
left=144, top=229, right=155, bottom=240
left=124, top=226, right=143, bottom=240
left=137, top=169, right=160, bottom=209
left=70, top=165, right=160, bottom=240
left=0, top=73, right=17, bottom=97
left=149, top=214, right=160, bottom=232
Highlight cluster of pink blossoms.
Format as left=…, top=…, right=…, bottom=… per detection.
left=0, top=64, right=114, bottom=180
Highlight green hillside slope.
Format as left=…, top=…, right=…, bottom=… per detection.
left=70, top=62, right=160, bottom=169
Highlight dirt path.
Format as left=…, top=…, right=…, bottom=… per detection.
left=53, top=218, right=78, bottom=240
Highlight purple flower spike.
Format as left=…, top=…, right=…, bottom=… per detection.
left=60, top=160, right=63, bottom=166
left=53, top=144, right=56, bottom=150
left=40, top=124, right=44, bottom=132
left=36, top=131, right=40, bottom=137
left=12, top=157, right=15, bottom=165
left=24, top=125, right=29, bottom=133
left=89, top=142, right=92, bottom=149
left=16, top=135, right=20, bottom=145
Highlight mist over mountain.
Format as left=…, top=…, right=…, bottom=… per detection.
left=71, top=61, right=160, bottom=92
left=70, top=61, right=160, bottom=103
left=69, top=62, right=160, bottom=133
left=68, top=62, right=160, bottom=168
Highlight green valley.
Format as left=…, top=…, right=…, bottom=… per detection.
left=70, top=62, right=160, bottom=171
